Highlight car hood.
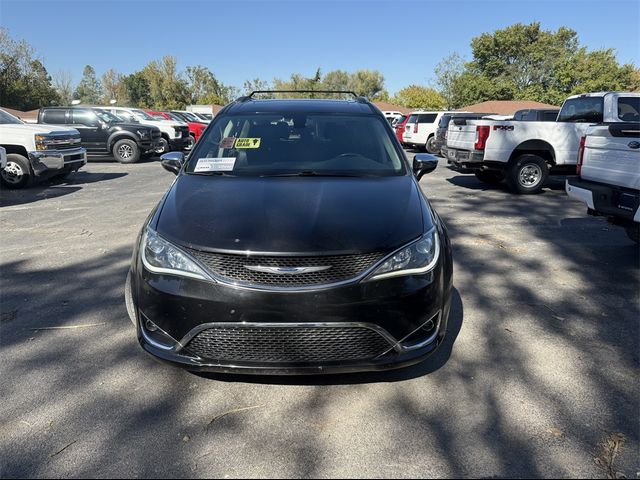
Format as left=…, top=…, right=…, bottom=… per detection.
left=3, top=124, right=79, bottom=135
left=156, top=175, right=425, bottom=254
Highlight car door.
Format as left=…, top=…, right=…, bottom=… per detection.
left=71, top=109, right=107, bottom=152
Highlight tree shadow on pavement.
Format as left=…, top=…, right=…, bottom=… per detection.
left=0, top=172, right=127, bottom=207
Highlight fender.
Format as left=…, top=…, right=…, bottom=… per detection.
left=108, top=130, right=140, bottom=150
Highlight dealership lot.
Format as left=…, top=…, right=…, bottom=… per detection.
left=0, top=154, right=638, bottom=478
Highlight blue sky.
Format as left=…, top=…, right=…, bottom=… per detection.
left=1, top=0, right=638, bottom=94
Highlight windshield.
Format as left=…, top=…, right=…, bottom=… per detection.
left=558, top=97, right=604, bottom=123
left=0, top=109, right=23, bottom=124
left=438, top=115, right=452, bottom=128
left=132, top=109, right=155, bottom=121
left=95, top=109, right=121, bottom=123
left=180, top=111, right=200, bottom=122
left=186, top=113, right=405, bottom=177
left=151, top=114, right=166, bottom=120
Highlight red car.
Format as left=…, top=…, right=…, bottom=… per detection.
left=145, top=110, right=207, bottom=144
left=393, top=114, right=410, bottom=145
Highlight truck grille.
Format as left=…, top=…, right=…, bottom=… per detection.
left=185, top=249, right=385, bottom=288
left=184, top=325, right=392, bottom=363
left=46, top=135, right=82, bottom=150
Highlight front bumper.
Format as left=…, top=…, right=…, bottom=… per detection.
left=28, top=147, right=87, bottom=176
left=169, top=137, right=190, bottom=151
left=130, top=249, right=451, bottom=374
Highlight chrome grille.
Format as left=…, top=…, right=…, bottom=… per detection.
left=185, top=249, right=385, bottom=288
left=46, top=135, right=82, bottom=150
left=185, top=325, right=392, bottom=363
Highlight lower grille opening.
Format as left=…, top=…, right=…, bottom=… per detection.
left=184, top=325, right=393, bottom=363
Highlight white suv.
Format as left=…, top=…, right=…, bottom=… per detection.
left=403, top=111, right=456, bottom=153
left=104, top=107, right=190, bottom=153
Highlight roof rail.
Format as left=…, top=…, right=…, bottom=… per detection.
left=243, top=90, right=362, bottom=99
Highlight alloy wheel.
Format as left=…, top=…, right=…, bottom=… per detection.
left=118, top=144, right=133, bottom=160
left=1, top=161, right=24, bottom=184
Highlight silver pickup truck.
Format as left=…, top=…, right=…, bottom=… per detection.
left=0, top=108, right=87, bottom=189
left=566, top=113, right=640, bottom=243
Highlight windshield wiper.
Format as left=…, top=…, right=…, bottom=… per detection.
left=189, top=171, right=236, bottom=176
left=260, top=170, right=363, bottom=177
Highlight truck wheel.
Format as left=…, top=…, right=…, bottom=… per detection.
left=0, top=153, right=33, bottom=189
left=625, top=225, right=640, bottom=244
left=507, top=154, right=548, bottom=194
left=157, top=137, right=169, bottom=154
left=475, top=170, right=505, bottom=185
left=425, top=136, right=438, bottom=154
left=113, top=139, right=140, bottom=164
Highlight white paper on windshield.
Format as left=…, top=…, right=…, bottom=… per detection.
left=194, top=157, right=236, bottom=172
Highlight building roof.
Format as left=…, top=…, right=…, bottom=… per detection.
left=373, top=102, right=413, bottom=115
left=457, top=100, right=559, bottom=115
left=1, top=107, right=26, bottom=118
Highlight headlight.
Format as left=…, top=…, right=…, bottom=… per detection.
left=137, top=129, right=149, bottom=139
left=366, top=228, right=439, bottom=281
left=34, top=134, right=50, bottom=151
left=141, top=228, right=210, bottom=280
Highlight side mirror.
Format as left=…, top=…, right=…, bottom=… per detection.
left=413, top=153, right=438, bottom=181
left=160, top=151, right=185, bottom=175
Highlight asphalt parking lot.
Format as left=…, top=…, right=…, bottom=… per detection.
left=1, top=152, right=638, bottom=478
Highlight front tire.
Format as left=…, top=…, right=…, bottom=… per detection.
left=1, top=153, right=32, bottom=189
left=507, top=154, right=548, bottom=194
left=475, top=170, right=505, bottom=185
left=625, top=225, right=640, bottom=244
left=425, top=136, right=438, bottom=154
left=113, top=139, right=140, bottom=164
left=157, top=137, right=170, bottom=155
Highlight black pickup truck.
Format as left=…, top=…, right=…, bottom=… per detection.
left=38, top=107, right=161, bottom=163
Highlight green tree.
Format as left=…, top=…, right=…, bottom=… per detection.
left=73, top=65, right=102, bottom=104
left=434, top=53, right=465, bottom=108
left=186, top=65, right=232, bottom=105
left=392, top=85, right=446, bottom=109
left=0, top=28, right=59, bottom=109
left=445, top=22, right=639, bottom=107
left=120, top=72, right=151, bottom=107
left=322, top=70, right=350, bottom=91
left=140, top=56, right=189, bottom=109
left=348, top=69, right=386, bottom=99
left=243, top=77, right=270, bottom=95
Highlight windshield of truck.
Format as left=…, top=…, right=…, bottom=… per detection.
left=557, top=97, right=604, bottom=123
left=132, top=109, right=155, bottom=121
left=406, top=114, right=418, bottom=124
left=618, top=97, right=640, bottom=122
left=0, top=109, right=23, bottom=124
left=187, top=113, right=405, bottom=177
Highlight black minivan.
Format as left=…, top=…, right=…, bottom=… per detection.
left=126, top=92, right=453, bottom=374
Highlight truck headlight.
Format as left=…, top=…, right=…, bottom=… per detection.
left=35, top=134, right=50, bottom=151
left=141, top=228, right=210, bottom=280
left=366, top=228, right=439, bottom=281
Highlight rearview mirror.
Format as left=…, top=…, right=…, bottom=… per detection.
left=413, top=153, right=438, bottom=181
left=160, top=151, right=185, bottom=175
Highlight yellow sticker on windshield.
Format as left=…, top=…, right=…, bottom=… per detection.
left=235, top=138, right=261, bottom=149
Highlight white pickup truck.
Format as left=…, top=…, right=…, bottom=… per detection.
left=445, top=92, right=640, bottom=194
left=0, top=108, right=87, bottom=189
left=566, top=115, right=640, bottom=244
